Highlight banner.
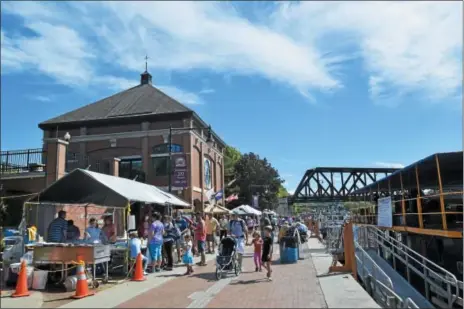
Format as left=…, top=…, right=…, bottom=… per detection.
left=171, top=154, right=188, bottom=188
left=377, top=196, right=393, bottom=228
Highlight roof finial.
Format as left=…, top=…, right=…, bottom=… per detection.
left=144, top=55, right=149, bottom=72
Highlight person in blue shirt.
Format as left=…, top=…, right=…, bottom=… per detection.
left=129, top=231, right=148, bottom=275
left=85, top=218, right=102, bottom=243
left=174, top=210, right=189, bottom=264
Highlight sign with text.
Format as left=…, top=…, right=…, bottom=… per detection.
left=252, top=195, right=259, bottom=209
left=171, top=154, right=188, bottom=189
left=377, top=196, right=393, bottom=228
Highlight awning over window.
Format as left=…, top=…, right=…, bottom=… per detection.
left=28, top=169, right=190, bottom=208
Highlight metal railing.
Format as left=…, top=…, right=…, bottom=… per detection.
left=356, top=225, right=459, bottom=308
left=355, top=240, right=394, bottom=290
left=66, top=153, right=110, bottom=175
left=320, top=215, right=418, bottom=308
left=0, top=148, right=46, bottom=174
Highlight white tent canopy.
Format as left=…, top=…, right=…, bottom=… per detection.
left=28, top=169, right=190, bottom=208
left=230, top=208, right=248, bottom=216
left=231, top=205, right=261, bottom=216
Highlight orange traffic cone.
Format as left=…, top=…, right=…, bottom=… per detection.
left=12, top=260, right=30, bottom=298
left=131, top=253, right=146, bottom=282
left=72, top=257, right=94, bottom=299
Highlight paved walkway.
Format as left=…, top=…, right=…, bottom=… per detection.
left=2, top=237, right=380, bottom=308
left=116, top=243, right=327, bottom=309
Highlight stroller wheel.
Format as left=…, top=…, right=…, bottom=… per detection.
left=215, top=268, right=222, bottom=280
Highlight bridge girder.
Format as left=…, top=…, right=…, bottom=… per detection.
left=291, top=167, right=399, bottom=204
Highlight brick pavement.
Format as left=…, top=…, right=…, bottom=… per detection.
left=206, top=245, right=327, bottom=308
left=116, top=243, right=328, bottom=308
left=116, top=253, right=221, bottom=308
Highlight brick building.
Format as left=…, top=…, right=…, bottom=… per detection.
left=1, top=69, right=226, bottom=226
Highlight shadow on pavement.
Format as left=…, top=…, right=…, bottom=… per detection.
left=230, top=278, right=268, bottom=285
left=189, top=271, right=217, bottom=282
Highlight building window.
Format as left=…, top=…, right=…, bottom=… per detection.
left=152, top=143, right=183, bottom=154
left=152, top=156, right=169, bottom=177
left=150, top=143, right=183, bottom=177
left=119, top=158, right=145, bottom=182
left=204, top=158, right=212, bottom=190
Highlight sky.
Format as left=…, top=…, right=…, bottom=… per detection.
left=1, top=1, right=462, bottom=194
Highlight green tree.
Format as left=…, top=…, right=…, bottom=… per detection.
left=277, top=185, right=289, bottom=198
left=223, top=146, right=242, bottom=197
left=234, top=152, right=284, bottom=210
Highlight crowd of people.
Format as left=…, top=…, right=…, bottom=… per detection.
left=45, top=209, right=303, bottom=281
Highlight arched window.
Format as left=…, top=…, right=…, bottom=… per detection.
left=151, top=143, right=183, bottom=177
left=204, top=158, right=212, bottom=190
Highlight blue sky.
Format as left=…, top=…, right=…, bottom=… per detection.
left=1, top=1, right=462, bottom=193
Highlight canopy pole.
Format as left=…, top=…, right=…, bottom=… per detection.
left=415, top=165, right=424, bottom=229
left=435, top=154, right=448, bottom=230
left=399, top=172, right=407, bottom=226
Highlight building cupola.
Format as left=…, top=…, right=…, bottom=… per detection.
left=140, top=55, right=152, bottom=85
left=140, top=71, right=152, bottom=85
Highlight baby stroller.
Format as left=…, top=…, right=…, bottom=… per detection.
left=215, top=236, right=240, bottom=280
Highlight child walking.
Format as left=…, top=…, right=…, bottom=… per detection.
left=183, top=234, right=194, bottom=275
left=251, top=231, right=263, bottom=272
left=261, top=226, right=274, bottom=281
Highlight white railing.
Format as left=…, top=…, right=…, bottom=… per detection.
left=355, top=225, right=460, bottom=308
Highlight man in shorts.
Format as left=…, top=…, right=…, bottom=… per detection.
left=174, top=210, right=189, bottom=263
left=194, top=212, right=207, bottom=266
left=229, top=213, right=247, bottom=271
left=206, top=213, right=219, bottom=254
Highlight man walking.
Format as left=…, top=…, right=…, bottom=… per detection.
left=174, top=210, right=189, bottom=264
left=194, top=212, right=207, bottom=266
left=206, top=213, right=219, bottom=254
left=229, top=213, right=247, bottom=271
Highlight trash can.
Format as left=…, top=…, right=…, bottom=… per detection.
left=280, top=236, right=298, bottom=264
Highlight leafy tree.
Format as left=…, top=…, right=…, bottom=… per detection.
left=223, top=146, right=242, bottom=197
left=233, top=152, right=284, bottom=210
left=277, top=185, right=289, bottom=198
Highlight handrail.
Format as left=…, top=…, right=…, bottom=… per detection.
left=354, top=240, right=394, bottom=289
left=370, top=226, right=457, bottom=284
left=360, top=225, right=459, bottom=307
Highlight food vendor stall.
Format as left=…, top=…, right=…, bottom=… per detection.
left=22, top=168, right=191, bottom=288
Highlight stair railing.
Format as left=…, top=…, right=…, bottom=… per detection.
left=363, top=225, right=459, bottom=308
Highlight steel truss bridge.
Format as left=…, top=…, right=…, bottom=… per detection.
left=291, top=167, right=399, bottom=204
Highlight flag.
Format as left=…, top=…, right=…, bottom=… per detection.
left=205, top=188, right=215, bottom=201
left=226, top=194, right=239, bottom=203
left=214, top=190, right=224, bottom=201
left=226, top=178, right=237, bottom=188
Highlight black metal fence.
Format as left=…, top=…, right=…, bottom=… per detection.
left=66, top=153, right=110, bottom=174
left=0, top=148, right=46, bottom=174
left=0, top=149, right=112, bottom=175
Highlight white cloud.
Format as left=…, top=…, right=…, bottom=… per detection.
left=158, top=86, right=204, bottom=105
left=199, top=88, right=215, bottom=95
left=374, top=162, right=405, bottom=169
left=272, top=2, right=462, bottom=103
left=1, top=1, right=462, bottom=104
left=34, top=96, right=52, bottom=102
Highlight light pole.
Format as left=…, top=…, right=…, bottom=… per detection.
left=167, top=125, right=214, bottom=193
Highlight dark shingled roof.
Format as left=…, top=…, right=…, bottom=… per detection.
left=40, top=83, right=192, bottom=126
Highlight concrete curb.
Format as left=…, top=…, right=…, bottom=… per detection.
left=58, top=253, right=217, bottom=308
left=0, top=291, right=44, bottom=308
